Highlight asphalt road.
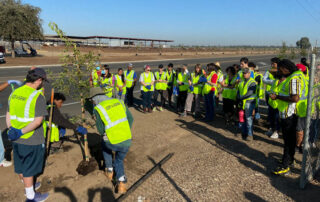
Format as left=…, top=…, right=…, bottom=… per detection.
left=0, top=54, right=274, bottom=129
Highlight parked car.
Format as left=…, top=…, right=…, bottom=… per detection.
left=0, top=52, right=6, bottom=64
left=14, top=47, right=28, bottom=56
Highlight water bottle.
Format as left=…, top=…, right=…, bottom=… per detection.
left=239, top=109, right=245, bottom=123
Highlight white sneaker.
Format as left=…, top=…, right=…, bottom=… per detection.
left=265, top=129, right=273, bottom=136
left=270, top=131, right=279, bottom=139
left=0, top=160, right=12, bottom=167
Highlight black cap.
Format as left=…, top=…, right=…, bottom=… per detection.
left=158, top=64, right=164, bottom=68
left=33, top=68, right=48, bottom=81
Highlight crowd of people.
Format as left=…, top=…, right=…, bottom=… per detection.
left=0, top=55, right=319, bottom=201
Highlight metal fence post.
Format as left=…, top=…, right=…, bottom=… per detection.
left=300, top=54, right=317, bottom=189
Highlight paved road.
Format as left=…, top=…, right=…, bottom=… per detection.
left=0, top=54, right=274, bottom=129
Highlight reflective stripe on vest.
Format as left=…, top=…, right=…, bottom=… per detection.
left=190, top=73, right=203, bottom=94
left=265, top=70, right=275, bottom=93
left=115, top=75, right=126, bottom=94
left=222, top=75, right=237, bottom=100
left=268, top=80, right=279, bottom=109
left=277, top=74, right=301, bottom=113
left=177, top=72, right=189, bottom=91
left=202, top=71, right=217, bottom=95
left=92, top=70, right=99, bottom=86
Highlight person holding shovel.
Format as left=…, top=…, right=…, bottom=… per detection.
left=6, top=68, right=49, bottom=202
left=86, top=87, right=133, bottom=194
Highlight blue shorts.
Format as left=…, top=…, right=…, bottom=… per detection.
left=13, top=143, right=45, bottom=177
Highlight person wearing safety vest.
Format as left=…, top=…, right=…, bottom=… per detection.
left=45, top=93, right=87, bottom=153
left=295, top=64, right=309, bottom=154
left=6, top=68, right=50, bottom=201
left=86, top=87, right=133, bottom=194
left=90, top=64, right=102, bottom=87
left=236, top=68, right=257, bottom=141
left=309, top=70, right=320, bottom=147
left=101, top=65, right=114, bottom=98
left=153, top=64, right=168, bottom=112
left=180, top=64, right=203, bottom=118
left=236, top=57, right=254, bottom=82
left=249, top=62, right=264, bottom=121
left=166, top=63, right=176, bottom=108
left=139, top=65, right=155, bottom=113
left=269, top=59, right=301, bottom=175
left=202, top=63, right=218, bottom=122
left=215, top=62, right=224, bottom=110
left=221, top=66, right=237, bottom=125
left=177, top=64, right=190, bottom=113
left=124, top=63, right=137, bottom=107
left=0, top=80, right=22, bottom=168
left=263, top=57, right=280, bottom=136
left=115, top=68, right=126, bottom=101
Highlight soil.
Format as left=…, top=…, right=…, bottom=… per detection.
left=0, top=104, right=319, bottom=201
left=1, top=46, right=277, bottom=67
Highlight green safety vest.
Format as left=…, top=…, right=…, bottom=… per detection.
left=215, top=70, right=223, bottom=96
left=311, top=83, right=320, bottom=114
left=202, top=71, right=217, bottom=95
left=115, top=75, right=126, bottom=95
left=155, top=71, right=168, bottom=90
left=92, top=70, right=100, bottom=87
left=277, top=73, right=301, bottom=114
left=238, top=78, right=257, bottom=110
left=166, top=70, right=175, bottom=89
left=124, top=70, right=135, bottom=88
left=222, top=75, right=237, bottom=100
left=189, top=73, right=203, bottom=94
left=9, top=85, right=46, bottom=139
left=95, top=99, right=131, bottom=144
left=254, top=72, right=264, bottom=103
left=268, top=80, right=280, bottom=109
left=265, top=70, right=275, bottom=93
left=294, top=70, right=308, bottom=117
left=142, top=72, right=154, bottom=92
left=177, top=72, right=189, bottom=92
left=101, top=75, right=113, bottom=98
left=45, top=122, right=59, bottom=142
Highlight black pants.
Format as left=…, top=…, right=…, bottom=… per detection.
left=126, top=86, right=134, bottom=106
left=167, top=87, right=173, bottom=106
left=280, top=115, right=297, bottom=167
left=154, top=90, right=167, bottom=107
left=177, top=90, right=188, bottom=112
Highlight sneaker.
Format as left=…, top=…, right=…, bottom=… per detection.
left=180, top=111, right=187, bottom=117
left=26, top=192, right=49, bottom=202
left=159, top=107, right=164, bottom=112
left=117, top=182, right=127, bottom=194
left=255, top=113, right=261, bottom=120
left=246, top=135, right=253, bottom=141
left=24, top=182, right=41, bottom=196
left=105, top=171, right=114, bottom=180
left=270, top=131, right=279, bottom=139
left=265, top=129, right=273, bottom=136
left=0, top=160, right=12, bottom=167
left=152, top=107, right=157, bottom=112
left=272, top=166, right=290, bottom=175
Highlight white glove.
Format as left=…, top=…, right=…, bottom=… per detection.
left=8, top=80, right=22, bottom=86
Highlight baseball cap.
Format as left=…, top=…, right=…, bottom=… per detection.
left=144, top=65, right=150, bottom=70
left=89, top=87, right=105, bottom=98
left=33, top=68, right=48, bottom=81
left=296, top=64, right=306, bottom=72
left=158, top=64, right=164, bottom=68
left=128, top=63, right=133, bottom=67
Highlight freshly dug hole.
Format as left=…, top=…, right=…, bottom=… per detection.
left=76, top=158, right=98, bottom=175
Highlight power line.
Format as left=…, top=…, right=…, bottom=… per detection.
left=296, top=0, right=320, bottom=24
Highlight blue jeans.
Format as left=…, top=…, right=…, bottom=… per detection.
left=241, top=101, right=255, bottom=136
left=0, top=130, right=4, bottom=162
left=309, top=119, right=319, bottom=143
left=101, top=140, right=129, bottom=182
left=141, top=91, right=153, bottom=109
left=204, top=91, right=215, bottom=120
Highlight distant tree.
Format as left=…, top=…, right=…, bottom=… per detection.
left=0, top=0, right=43, bottom=58
left=278, top=41, right=288, bottom=59
left=296, top=37, right=311, bottom=49
left=300, top=48, right=307, bottom=57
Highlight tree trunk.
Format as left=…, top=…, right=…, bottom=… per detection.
left=11, top=40, right=15, bottom=58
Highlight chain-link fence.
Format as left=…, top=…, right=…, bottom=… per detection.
left=300, top=54, right=320, bottom=188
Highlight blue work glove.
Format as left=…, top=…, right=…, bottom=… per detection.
left=189, top=85, right=194, bottom=92
left=76, top=126, right=88, bottom=135
left=8, top=80, right=22, bottom=86
left=118, top=91, right=122, bottom=96
left=173, top=86, right=179, bottom=96
left=7, top=127, right=23, bottom=141
left=199, top=76, right=207, bottom=83
left=146, top=85, right=151, bottom=90
left=59, top=128, right=66, bottom=137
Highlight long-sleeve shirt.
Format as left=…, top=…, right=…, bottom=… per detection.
left=263, top=71, right=275, bottom=85
left=237, top=79, right=257, bottom=101
left=46, top=105, right=77, bottom=130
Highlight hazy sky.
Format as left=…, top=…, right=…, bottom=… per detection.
left=23, top=0, right=320, bottom=46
